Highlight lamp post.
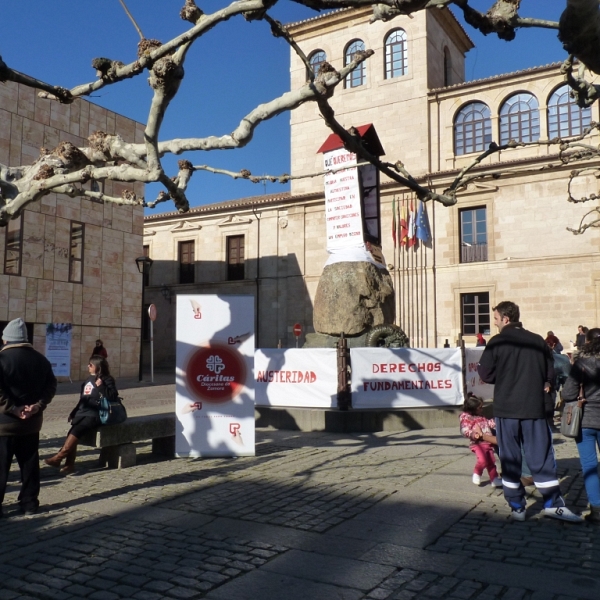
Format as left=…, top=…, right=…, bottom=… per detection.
left=136, top=256, right=154, bottom=382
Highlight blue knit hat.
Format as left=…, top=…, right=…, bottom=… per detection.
left=2, top=318, right=28, bottom=343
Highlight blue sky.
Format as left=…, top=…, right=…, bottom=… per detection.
left=2, top=1, right=569, bottom=212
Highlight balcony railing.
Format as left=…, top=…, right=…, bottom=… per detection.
left=461, top=242, right=488, bottom=263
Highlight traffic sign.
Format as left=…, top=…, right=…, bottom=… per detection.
left=293, top=323, right=302, bottom=337
left=148, top=304, right=157, bottom=322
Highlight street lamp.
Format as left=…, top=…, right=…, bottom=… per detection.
left=136, top=256, right=154, bottom=381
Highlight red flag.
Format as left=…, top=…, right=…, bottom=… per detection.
left=400, top=205, right=408, bottom=247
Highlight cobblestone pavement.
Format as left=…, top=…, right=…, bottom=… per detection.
left=1, top=385, right=600, bottom=600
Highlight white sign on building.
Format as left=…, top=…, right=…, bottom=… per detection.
left=175, top=295, right=255, bottom=457
left=45, top=323, right=72, bottom=377
left=323, top=148, right=364, bottom=250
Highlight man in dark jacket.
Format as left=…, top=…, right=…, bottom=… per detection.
left=0, top=318, right=57, bottom=516
left=478, top=301, right=583, bottom=523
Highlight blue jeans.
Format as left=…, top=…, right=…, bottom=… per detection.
left=576, top=428, right=600, bottom=507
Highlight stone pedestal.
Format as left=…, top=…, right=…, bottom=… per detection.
left=313, top=261, right=395, bottom=336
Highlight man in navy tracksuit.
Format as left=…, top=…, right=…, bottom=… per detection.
left=478, top=301, right=583, bottom=522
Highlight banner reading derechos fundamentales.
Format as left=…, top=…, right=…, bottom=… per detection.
left=351, top=347, right=463, bottom=408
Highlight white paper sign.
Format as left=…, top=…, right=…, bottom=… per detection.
left=323, top=148, right=364, bottom=250
left=175, top=295, right=255, bottom=457
left=465, top=347, right=495, bottom=399
left=45, top=323, right=72, bottom=377
left=351, top=347, right=463, bottom=408
left=254, top=348, right=337, bottom=408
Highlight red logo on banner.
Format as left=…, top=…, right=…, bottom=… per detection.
left=186, top=343, right=246, bottom=403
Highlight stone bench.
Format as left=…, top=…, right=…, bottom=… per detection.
left=79, top=413, right=176, bottom=469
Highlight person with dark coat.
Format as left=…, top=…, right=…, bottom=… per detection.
left=45, top=356, right=118, bottom=474
left=545, top=331, right=563, bottom=354
left=90, top=339, right=108, bottom=359
left=477, top=301, right=582, bottom=523
left=0, top=318, right=57, bottom=516
left=576, top=326, right=588, bottom=350
left=562, top=328, right=600, bottom=523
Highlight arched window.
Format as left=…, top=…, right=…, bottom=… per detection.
left=308, top=50, right=327, bottom=78
left=548, top=84, right=592, bottom=138
left=384, top=29, right=407, bottom=79
left=454, top=102, right=492, bottom=155
left=443, top=47, right=452, bottom=86
left=345, top=39, right=366, bottom=88
left=499, top=93, right=540, bottom=144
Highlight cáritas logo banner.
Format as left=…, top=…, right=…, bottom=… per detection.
left=186, top=343, right=247, bottom=403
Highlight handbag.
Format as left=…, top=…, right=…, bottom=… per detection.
left=560, top=384, right=585, bottom=438
left=99, top=395, right=127, bottom=426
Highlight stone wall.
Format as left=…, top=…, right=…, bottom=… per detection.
left=0, top=79, right=145, bottom=379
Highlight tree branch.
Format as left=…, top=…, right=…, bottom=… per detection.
left=118, top=0, right=145, bottom=40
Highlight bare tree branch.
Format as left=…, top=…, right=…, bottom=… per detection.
left=118, top=0, right=145, bottom=40
left=2, top=0, right=600, bottom=237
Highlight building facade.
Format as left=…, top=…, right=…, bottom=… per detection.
left=144, top=7, right=600, bottom=366
left=0, top=78, right=145, bottom=379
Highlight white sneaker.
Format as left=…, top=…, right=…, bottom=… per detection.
left=491, top=478, right=503, bottom=488
left=544, top=506, right=584, bottom=523
left=510, top=508, right=526, bottom=522
left=472, top=473, right=481, bottom=485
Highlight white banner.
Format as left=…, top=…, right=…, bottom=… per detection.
left=323, top=148, right=364, bottom=250
left=351, top=347, right=463, bottom=408
left=175, top=295, right=255, bottom=457
left=465, top=347, right=495, bottom=399
left=45, top=323, right=72, bottom=377
left=254, top=349, right=337, bottom=408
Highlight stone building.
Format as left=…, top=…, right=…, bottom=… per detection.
left=0, top=78, right=145, bottom=379
left=143, top=7, right=600, bottom=366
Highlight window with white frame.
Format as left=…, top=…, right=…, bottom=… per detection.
left=461, top=292, right=491, bottom=336
left=454, top=102, right=492, bottom=155
left=308, top=50, right=327, bottom=78
left=548, top=83, right=592, bottom=138
left=344, top=40, right=366, bottom=88
left=499, top=92, right=540, bottom=144
left=459, top=207, right=487, bottom=263
left=384, top=29, right=407, bottom=79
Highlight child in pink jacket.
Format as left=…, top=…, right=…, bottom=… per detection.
left=460, top=393, right=502, bottom=487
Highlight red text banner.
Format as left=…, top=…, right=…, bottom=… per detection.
left=323, top=148, right=364, bottom=251
left=254, top=349, right=337, bottom=408
left=351, top=348, right=463, bottom=408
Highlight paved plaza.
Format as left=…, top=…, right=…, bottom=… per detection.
left=1, top=377, right=600, bottom=600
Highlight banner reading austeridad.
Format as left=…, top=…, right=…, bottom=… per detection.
left=175, top=295, right=255, bottom=457
left=254, top=348, right=337, bottom=408
left=45, top=323, right=72, bottom=377
left=351, top=347, right=463, bottom=408
left=464, top=347, right=495, bottom=399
